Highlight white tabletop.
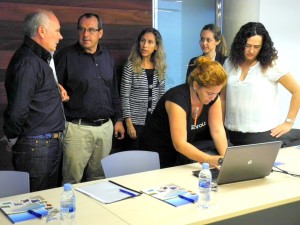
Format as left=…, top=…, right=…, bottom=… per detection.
left=1, top=146, right=300, bottom=225
left=103, top=147, right=300, bottom=225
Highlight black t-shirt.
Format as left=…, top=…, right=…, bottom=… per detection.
left=139, top=83, right=217, bottom=168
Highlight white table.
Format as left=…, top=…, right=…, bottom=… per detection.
left=1, top=146, right=300, bottom=225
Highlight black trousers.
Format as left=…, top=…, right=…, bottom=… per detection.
left=228, top=130, right=278, bottom=146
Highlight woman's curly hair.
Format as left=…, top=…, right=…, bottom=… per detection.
left=229, top=22, right=278, bottom=70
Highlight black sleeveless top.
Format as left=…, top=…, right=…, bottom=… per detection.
left=139, top=83, right=218, bottom=168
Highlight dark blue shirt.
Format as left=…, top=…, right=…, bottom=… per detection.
left=3, top=36, right=65, bottom=139
left=54, top=42, right=122, bottom=121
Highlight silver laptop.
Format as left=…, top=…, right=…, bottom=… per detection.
left=192, top=141, right=282, bottom=185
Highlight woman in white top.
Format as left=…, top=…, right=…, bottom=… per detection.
left=220, top=22, right=300, bottom=145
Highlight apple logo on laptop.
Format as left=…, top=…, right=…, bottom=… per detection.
left=247, top=160, right=253, bottom=165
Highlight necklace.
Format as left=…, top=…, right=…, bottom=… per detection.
left=194, top=107, right=199, bottom=126
left=190, top=88, right=203, bottom=125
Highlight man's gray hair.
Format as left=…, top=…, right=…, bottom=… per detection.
left=23, top=10, right=51, bottom=37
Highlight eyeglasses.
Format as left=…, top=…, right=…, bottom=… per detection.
left=77, top=26, right=101, bottom=34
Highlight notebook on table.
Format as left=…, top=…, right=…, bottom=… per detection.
left=192, top=141, right=282, bottom=185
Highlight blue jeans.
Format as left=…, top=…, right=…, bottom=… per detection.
left=13, top=137, right=62, bottom=192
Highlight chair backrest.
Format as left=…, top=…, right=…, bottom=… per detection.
left=0, top=171, right=30, bottom=198
left=101, top=150, right=160, bottom=178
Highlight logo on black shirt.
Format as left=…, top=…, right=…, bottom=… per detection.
left=191, top=121, right=207, bottom=130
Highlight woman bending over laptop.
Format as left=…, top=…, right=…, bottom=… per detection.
left=139, top=56, right=228, bottom=168
left=220, top=22, right=300, bottom=146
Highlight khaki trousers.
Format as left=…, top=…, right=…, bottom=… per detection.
left=62, top=119, right=113, bottom=184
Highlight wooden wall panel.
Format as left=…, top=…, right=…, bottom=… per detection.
left=0, top=0, right=152, bottom=144
left=2, top=0, right=151, bottom=10
left=0, top=2, right=152, bottom=25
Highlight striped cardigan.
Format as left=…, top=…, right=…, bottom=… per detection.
left=120, top=61, right=165, bottom=125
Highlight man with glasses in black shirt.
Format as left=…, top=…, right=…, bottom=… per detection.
left=55, top=13, right=125, bottom=184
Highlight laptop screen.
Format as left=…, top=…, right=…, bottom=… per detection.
left=192, top=141, right=282, bottom=185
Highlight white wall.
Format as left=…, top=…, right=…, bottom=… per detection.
left=223, top=0, right=300, bottom=128
left=223, top=0, right=260, bottom=49
left=260, top=0, right=300, bottom=128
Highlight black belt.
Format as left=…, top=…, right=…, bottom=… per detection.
left=67, top=118, right=109, bottom=126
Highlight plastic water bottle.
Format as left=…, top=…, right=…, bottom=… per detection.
left=198, top=162, right=212, bottom=208
left=60, top=183, right=76, bottom=225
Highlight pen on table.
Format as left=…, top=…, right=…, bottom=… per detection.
left=119, top=189, right=137, bottom=197
left=178, top=195, right=196, bottom=203
left=28, top=210, right=43, bottom=219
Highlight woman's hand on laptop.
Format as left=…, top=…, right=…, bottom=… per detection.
left=207, top=155, right=223, bottom=170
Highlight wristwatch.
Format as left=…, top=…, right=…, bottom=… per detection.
left=285, top=118, right=294, bottom=125
left=218, top=157, right=223, bottom=165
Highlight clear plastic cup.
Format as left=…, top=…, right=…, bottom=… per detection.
left=45, top=209, right=61, bottom=225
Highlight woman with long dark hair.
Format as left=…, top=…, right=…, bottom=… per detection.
left=221, top=22, right=300, bottom=145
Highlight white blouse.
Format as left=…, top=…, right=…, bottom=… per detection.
left=223, top=58, right=288, bottom=132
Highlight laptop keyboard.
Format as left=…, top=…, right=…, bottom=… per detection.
left=211, top=168, right=220, bottom=179
left=192, top=168, right=220, bottom=180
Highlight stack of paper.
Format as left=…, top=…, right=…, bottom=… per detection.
left=76, top=180, right=141, bottom=204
